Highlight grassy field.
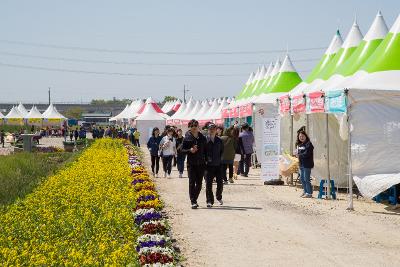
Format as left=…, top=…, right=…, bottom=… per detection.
left=0, top=152, right=80, bottom=206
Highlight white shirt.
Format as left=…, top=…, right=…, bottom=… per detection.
left=160, top=136, right=177, bottom=156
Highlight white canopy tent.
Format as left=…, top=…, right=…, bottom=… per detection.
left=26, top=106, right=43, bottom=125
left=42, top=104, right=67, bottom=125
left=5, top=106, right=24, bottom=125
left=134, top=100, right=166, bottom=145
left=17, top=103, right=29, bottom=117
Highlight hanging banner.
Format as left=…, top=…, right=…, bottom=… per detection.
left=214, top=118, right=224, bottom=125
left=230, top=106, right=239, bottom=118
left=291, top=94, right=306, bottom=114
left=27, top=118, right=43, bottom=124
left=279, top=95, right=290, bottom=114
left=6, top=118, right=24, bottom=125
left=261, top=115, right=281, bottom=182
left=307, top=91, right=325, bottom=113
left=325, top=90, right=347, bottom=113
left=166, top=119, right=173, bottom=125
left=222, top=108, right=230, bottom=119
left=239, top=103, right=253, bottom=117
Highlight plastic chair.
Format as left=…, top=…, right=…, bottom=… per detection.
left=318, top=179, right=337, bottom=199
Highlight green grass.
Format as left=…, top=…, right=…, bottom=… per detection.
left=0, top=152, right=81, bottom=207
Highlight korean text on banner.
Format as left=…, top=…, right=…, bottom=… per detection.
left=239, top=103, right=253, bottom=117
left=261, top=115, right=281, bottom=182
left=222, top=108, right=230, bottom=119
left=279, top=95, right=290, bottom=114
left=325, top=90, right=347, bottom=113
left=307, top=91, right=325, bottom=113
left=291, top=95, right=306, bottom=114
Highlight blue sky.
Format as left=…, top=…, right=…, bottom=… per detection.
left=1, top=0, right=399, bottom=103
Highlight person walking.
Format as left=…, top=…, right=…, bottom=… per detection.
left=175, top=129, right=186, bottom=178
left=182, top=119, right=207, bottom=209
left=74, top=129, right=79, bottom=141
left=295, top=130, right=314, bottom=198
left=159, top=128, right=177, bottom=178
left=0, top=130, right=5, bottom=148
left=69, top=129, right=74, bottom=141
left=205, top=123, right=224, bottom=208
left=233, top=126, right=243, bottom=179
left=220, top=126, right=236, bottom=184
left=239, top=123, right=254, bottom=177
left=133, top=128, right=141, bottom=147
left=147, top=127, right=162, bottom=177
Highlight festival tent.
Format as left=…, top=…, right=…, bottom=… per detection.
left=318, top=12, right=388, bottom=91
left=42, top=104, right=67, bottom=125
left=5, top=106, right=25, bottom=125
left=199, top=98, right=220, bottom=123
left=17, top=103, right=29, bottom=117
left=210, top=98, right=228, bottom=125
left=194, top=100, right=211, bottom=125
left=253, top=54, right=302, bottom=163
left=290, top=29, right=343, bottom=96
left=134, top=100, right=166, bottom=145
left=169, top=98, right=193, bottom=126
left=341, top=14, right=400, bottom=200
left=305, top=19, right=363, bottom=92
left=246, top=65, right=267, bottom=98
left=236, top=71, right=256, bottom=100
left=166, top=101, right=187, bottom=125
left=161, top=101, right=173, bottom=113
left=109, top=104, right=130, bottom=121
left=26, top=106, right=43, bottom=125
left=166, top=99, right=182, bottom=116
left=253, top=62, right=274, bottom=97
left=181, top=100, right=202, bottom=125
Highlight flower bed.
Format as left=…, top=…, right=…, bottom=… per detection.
left=126, top=144, right=178, bottom=266
left=0, top=139, right=138, bottom=266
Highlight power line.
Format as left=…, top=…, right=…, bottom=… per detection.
left=0, top=61, right=312, bottom=76
left=0, top=39, right=325, bottom=55
left=0, top=51, right=320, bottom=66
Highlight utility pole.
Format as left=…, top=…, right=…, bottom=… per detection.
left=48, top=87, right=51, bottom=105
left=183, top=85, right=190, bottom=103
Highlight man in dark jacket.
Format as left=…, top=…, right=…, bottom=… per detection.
left=182, top=119, right=207, bottom=209
left=205, top=123, right=224, bottom=207
left=239, top=123, right=254, bottom=177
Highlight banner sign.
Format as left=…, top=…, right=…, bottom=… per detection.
left=214, top=118, right=224, bottom=125
left=291, top=94, right=306, bottom=114
left=261, top=115, right=281, bottom=182
left=279, top=95, right=290, bottom=114
left=166, top=119, right=173, bottom=125
left=307, top=91, right=325, bottom=113
left=6, top=118, right=24, bottom=125
left=28, top=118, right=42, bottom=124
left=325, top=90, right=347, bottom=113
left=221, top=108, right=230, bottom=119
left=230, top=106, right=239, bottom=118
left=239, top=103, right=253, bottom=117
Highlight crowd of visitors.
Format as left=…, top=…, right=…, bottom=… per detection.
left=146, top=120, right=257, bottom=209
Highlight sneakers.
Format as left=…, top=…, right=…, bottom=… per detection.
left=191, top=203, right=199, bottom=209
left=155, top=173, right=159, bottom=178
left=242, top=174, right=248, bottom=177
left=152, top=172, right=155, bottom=177
left=164, top=172, right=167, bottom=178
left=223, top=180, right=228, bottom=185
left=300, top=192, right=306, bottom=197
left=218, top=199, right=223, bottom=205
left=207, top=203, right=213, bottom=208
left=179, top=173, right=182, bottom=178
left=229, top=178, right=234, bottom=183
left=302, top=194, right=312, bottom=198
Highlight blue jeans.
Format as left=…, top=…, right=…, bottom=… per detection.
left=300, top=167, right=312, bottom=195
left=177, top=154, right=186, bottom=174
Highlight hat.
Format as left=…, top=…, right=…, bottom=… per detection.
left=208, top=123, right=217, bottom=129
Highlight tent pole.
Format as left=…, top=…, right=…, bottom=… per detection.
left=326, top=113, right=331, bottom=199
left=289, top=114, right=294, bottom=185
left=346, top=91, right=354, bottom=210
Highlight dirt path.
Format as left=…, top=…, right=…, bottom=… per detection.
left=142, top=149, right=400, bottom=267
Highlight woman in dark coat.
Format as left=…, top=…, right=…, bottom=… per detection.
left=296, top=130, right=314, bottom=198
left=147, top=127, right=162, bottom=177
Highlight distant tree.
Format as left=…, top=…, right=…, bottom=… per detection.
left=162, top=96, right=178, bottom=104
left=91, top=98, right=131, bottom=106
left=64, top=107, right=84, bottom=119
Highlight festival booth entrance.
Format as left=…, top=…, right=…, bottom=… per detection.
left=134, top=100, right=166, bottom=145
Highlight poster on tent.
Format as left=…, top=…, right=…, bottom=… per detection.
left=261, top=114, right=280, bottom=182
left=307, top=91, right=325, bottom=113
left=325, top=90, right=347, bottom=113
left=291, top=95, right=306, bottom=114
left=279, top=95, right=290, bottom=115
left=239, top=103, right=253, bottom=117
